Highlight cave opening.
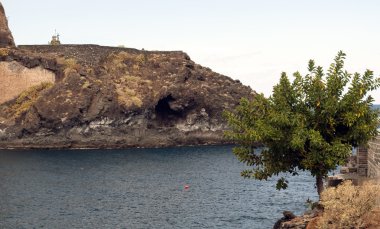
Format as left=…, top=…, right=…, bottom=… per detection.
left=155, top=95, right=183, bottom=120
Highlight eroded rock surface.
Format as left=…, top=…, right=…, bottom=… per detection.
left=0, top=45, right=255, bottom=149
left=0, top=61, right=55, bottom=104
left=273, top=209, right=322, bottom=229
left=0, top=2, right=15, bottom=47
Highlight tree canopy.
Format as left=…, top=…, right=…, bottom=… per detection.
left=224, top=51, right=380, bottom=196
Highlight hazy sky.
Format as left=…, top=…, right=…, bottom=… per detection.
left=2, top=0, right=380, bottom=103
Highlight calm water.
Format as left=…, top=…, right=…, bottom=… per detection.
left=0, top=145, right=318, bottom=229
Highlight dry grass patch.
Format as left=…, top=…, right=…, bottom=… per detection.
left=104, top=52, right=148, bottom=74
left=316, top=181, right=380, bottom=229
left=116, top=87, right=142, bottom=108
left=106, top=51, right=134, bottom=73
left=0, top=48, right=10, bottom=57
left=82, top=80, right=91, bottom=89
left=114, top=75, right=150, bottom=108
left=57, top=57, right=81, bottom=76
left=9, top=82, right=53, bottom=117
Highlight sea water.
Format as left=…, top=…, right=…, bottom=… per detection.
left=0, top=145, right=317, bottom=229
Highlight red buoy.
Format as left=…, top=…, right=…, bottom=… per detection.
left=184, top=185, right=190, bottom=189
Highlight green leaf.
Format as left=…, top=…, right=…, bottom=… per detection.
left=224, top=51, right=379, bottom=196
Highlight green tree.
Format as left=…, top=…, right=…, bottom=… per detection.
left=224, top=51, right=380, bottom=196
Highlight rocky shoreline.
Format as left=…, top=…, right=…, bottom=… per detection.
left=0, top=137, right=234, bottom=150
left=273, top=210, right=321, bottom=229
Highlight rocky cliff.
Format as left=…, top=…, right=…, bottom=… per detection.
left=0, top=45, right=254, bottom=149
left=0, top=2, right=15, bottom=47
left=0, top=3, right=254, bottom=149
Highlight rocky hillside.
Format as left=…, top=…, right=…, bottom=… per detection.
left=0, top=45, right=254, bottom=149
left=0, top=2, right=254, bottom=149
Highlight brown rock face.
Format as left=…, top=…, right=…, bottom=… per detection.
left=0, top=2, right=15, bottom=47
left=0, top=45, right=255, bottom=149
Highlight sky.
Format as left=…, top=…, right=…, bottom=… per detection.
left=2, top=0, right=380, bottom=103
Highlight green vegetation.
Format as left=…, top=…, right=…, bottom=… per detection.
left=10, top=82, right=53, bottom=117
left=224, top=51, right=380, bottom=196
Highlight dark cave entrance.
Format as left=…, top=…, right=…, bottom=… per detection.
left=154, top=95, right=183, bottom=121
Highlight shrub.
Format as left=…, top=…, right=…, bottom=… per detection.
left=135, top=54, right=145, bottom=64
left=65, top=58, right=79, bottom=69
left=57, top=58, right=80, bottom=76
left=317, top=181, right=380, bottom=229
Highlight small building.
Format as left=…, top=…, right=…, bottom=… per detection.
left=49, top=32, right=61, bottom=45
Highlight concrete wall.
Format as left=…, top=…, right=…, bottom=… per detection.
left=0, top=61, right=55, bottom=104
left=368, top=135, right=380, bottom=178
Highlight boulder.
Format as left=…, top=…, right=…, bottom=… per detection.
left=273, top=209, right=322, bottom=229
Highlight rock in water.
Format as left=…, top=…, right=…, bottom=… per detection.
left=0, top=2, right=15, bottom=47
left=283, top=211, right=296, bottom=220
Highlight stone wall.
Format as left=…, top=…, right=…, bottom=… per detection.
left=357, top=146, right=368, bottom=176
left=368, top=135, right=380, bottom=178
left=0, top=61, right=55, bottom=104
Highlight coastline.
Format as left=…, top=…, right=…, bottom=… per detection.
left=0, top=139, right=235, bottom=150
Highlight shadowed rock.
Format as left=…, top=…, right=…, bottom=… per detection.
left=0, top=2, right=15, bottom=47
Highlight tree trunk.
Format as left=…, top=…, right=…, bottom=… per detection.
left=316, top=175, right=324, bottom=198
